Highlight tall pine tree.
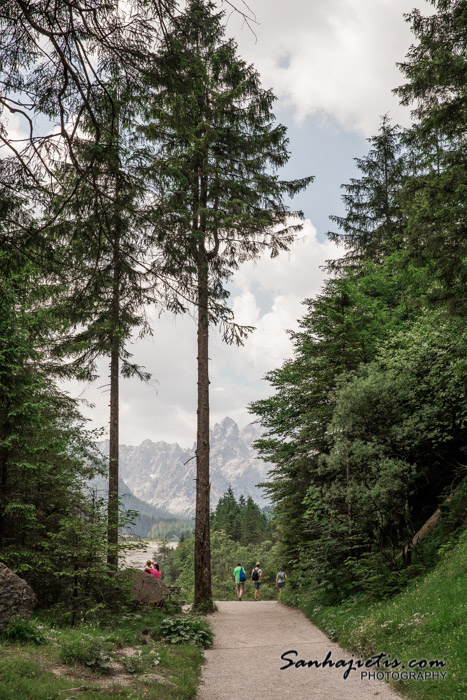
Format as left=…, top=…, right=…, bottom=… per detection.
left=45, top=69, right=153, bottom=570
left=143, top=0, right=312, bottom=608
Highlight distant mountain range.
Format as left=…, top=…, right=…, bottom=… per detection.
left=97, top=417, right=271, bottom=518
left=89, top=474, right=189, bottom=538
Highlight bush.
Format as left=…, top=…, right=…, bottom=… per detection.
left=121, top=648, right=161, bottom=674
left=59, top=634, right=111, bottom=672
left=1, top=618, right=45, bottom=645
left=157, top=616, right=213, bottom=647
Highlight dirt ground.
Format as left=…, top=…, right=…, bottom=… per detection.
left=198, top=601, right=402, bottom=700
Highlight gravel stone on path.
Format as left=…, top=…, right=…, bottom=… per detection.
left=198, top=601, right=402, bottom=700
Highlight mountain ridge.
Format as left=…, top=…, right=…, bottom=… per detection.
left=98, top=417, right=270, bottom=517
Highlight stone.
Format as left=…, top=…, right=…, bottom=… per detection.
left=128, top=570, right=168, bottom=604
left=0, top=562, right=37, bottom=630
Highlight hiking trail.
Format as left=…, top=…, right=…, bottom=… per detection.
left=198, top=601, right=402, bottom=699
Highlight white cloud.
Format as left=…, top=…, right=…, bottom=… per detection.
left=0, top=110, right=27, bottom=153
left=214, top=220, right=338, bottom=379
left=225, top=0, right=432, bottom=135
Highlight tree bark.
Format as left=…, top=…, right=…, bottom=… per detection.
left=345, top=439, right=353, bottom=531
left=193, top=253, right=213, bottom=610
left=0, top=446, right=7, bottom=547
left=107, top=242, right=120, bottom=571
left=0, top=401, right=10, bottom=547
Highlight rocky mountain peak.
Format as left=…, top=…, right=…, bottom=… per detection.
left=211, top=416, right=239, bottom=441
left=104, top=418, right=270, bottom=517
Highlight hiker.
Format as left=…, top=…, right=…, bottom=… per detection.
left=143, top=559, right=153, bottom=574
left=233, top=562, right=246, bottom=601
left=251, top=561, right=262, bottom=600
left=143, top=560, right=161, bottom=579
left=276, top=568, right=287, bottom=595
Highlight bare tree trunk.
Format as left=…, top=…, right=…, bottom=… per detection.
left=345, top=440, right=353, bottom=530
left=107, top=243, right=120, bottom=571
left=0, top=400, right=8, bottom=547
left=193, top=254, right=213, bottom=610
left=0, top=446, right=7, bottom=547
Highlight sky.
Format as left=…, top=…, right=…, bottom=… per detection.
left=63, top=0, right=431, bottom=446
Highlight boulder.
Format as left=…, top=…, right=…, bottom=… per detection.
left=0, top=562, right=37, bottom=630
left=128, top=571, right=168, bottom=604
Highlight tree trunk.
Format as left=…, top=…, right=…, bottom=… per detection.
left=345, top=439, right=353, bottom=531
left=107, top=243, right=120, bottom=571
left=0, top=400, right=8, bottom=546
left=0, top=445, right=7, bottom=547
left=193, top=254, right=213, bottom=610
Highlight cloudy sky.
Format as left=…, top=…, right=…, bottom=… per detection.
left=65, top=0, right=431, bottom=446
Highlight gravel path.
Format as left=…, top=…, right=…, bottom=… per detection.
left=198, top=601, right=402, bottom=700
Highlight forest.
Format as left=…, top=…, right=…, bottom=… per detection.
left=250, top=0, right=467, bottom=606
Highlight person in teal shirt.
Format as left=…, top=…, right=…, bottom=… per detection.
left=276, top=569, right=288, bottom=596
left=233, top=563, right=246, bottom=601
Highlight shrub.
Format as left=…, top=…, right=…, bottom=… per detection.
left=121, top=648, right=160, bottom=674
left=59, top=634, right=111, bottom=672
left=157, top=617, right=213, bottom=647
left=1, top=618, right=45, bottom=645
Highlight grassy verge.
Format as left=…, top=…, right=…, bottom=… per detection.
left=284, top=530, right=466, bottom=699
left=0, top=607, right=209, bottom=700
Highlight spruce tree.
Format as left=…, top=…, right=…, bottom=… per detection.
left=327, top=116, right=407, bottom=271
left=0, top=229, right=108, bottom=607
left=395, top=0, right=467, bottom=312
left=239, top=497, right=267, bottom=544
left=45, top=71, right=152, bottom=570
left=211, top=487, right=241, bottom=539
left=143, top=0, right=311, bottom=608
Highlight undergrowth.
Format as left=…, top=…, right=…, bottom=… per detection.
left=0, top=605, right=208, bottom=700
left=284, top=526, right=466, bottom=700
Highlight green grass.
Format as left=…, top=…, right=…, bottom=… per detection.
left=286, top=530, right=467, bottom=699
left=0, top=607, right=207, bottom=700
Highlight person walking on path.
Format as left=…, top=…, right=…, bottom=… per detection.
left=276, top=568, right=287, bottom=595
left=233, top=562, right=246, bottom=601
left=251, top=561, right=262, bottom=600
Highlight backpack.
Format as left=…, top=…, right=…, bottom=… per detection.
left=251, top=568, right=259, bottom=582
left=239, top=567, right=246, bottom=582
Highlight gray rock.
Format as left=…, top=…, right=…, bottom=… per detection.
left=128, top=570, right=168, bottom=604
left=0, top=562, right=37, bottom=630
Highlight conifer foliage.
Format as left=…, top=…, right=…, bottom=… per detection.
left=327, top=116, right=407, bottom=270
left=395, top=0, right=467, bottom=311
left=0, top=231, right=108, bottom=612
left=211, top=487, right=269, bottom=545
left=251, top=0, right=467, bottom=603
